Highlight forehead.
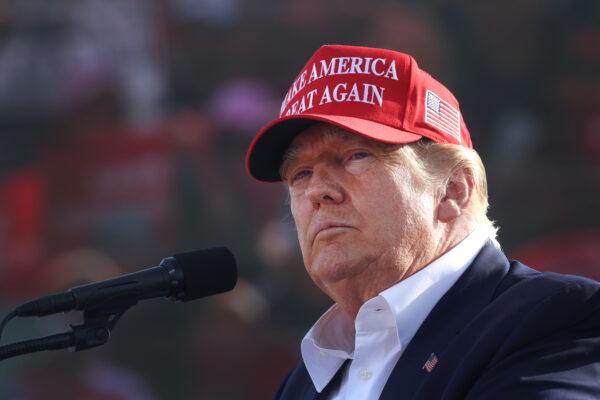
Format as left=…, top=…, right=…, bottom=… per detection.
left=286, top=124, right=377, bottom=157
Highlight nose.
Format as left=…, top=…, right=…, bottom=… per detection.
left=305, top=165, right=345, bottom=207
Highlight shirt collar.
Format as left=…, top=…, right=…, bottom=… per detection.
left=301, top=304, right=353, bottom=391
left=301, top=228, right=490, bottom=392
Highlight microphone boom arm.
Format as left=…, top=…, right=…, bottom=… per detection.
left=0, top=293, right=138, bottom=361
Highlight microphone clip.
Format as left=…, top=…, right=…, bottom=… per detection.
left=69, top=294, right=138, bottom=352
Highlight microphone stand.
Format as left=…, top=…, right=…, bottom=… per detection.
left=0, top=295, right=137, bottom=361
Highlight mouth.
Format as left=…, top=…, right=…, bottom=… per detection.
left=311, top=223, right=353, bottom=244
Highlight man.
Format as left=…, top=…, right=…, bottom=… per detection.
left=245, top=45, right=600, bottom=399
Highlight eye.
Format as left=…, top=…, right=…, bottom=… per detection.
left=289, top=168, right=311, bottom=184
left=348, top=151, right=371, bottom=161
left=345, top=150, right=375, bottom=175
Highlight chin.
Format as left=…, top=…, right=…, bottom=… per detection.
left=307, top=246, right=369, bottom=286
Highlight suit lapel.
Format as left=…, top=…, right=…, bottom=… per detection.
left=302, top=378, right=318, bottom=400
left=380, top=243, right=510, bottom=400
left=278, top=360, right=348, bottom=400
left=297, top=364, right=318, bottom=400
left=314, top=359, right=349, bottom=399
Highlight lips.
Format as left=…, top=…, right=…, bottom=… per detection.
left=309, top=221, right=354, bottom=244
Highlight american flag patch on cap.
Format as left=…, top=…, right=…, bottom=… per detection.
left=425, top=90, right=461, bottom=141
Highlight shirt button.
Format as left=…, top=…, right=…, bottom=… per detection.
left=319, top=349, right=327, bottom=357
left=359, top=367, right=372, bottom=381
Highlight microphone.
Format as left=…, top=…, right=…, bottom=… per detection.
left=14, top=247, right=237, bottom=317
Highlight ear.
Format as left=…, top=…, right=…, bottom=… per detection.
left=437, top=168, right=474, bottom=223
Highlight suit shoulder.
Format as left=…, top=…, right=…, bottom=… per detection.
left=485, top=261, right=600, bottom=336
left=467, top=261, right=600, bottom=369
left=494, top=260, right=600, bottom=305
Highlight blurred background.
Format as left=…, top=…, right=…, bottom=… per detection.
left=0, top=0, right=598, bottom=398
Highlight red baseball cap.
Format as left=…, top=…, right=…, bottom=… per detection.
left=246, top=44, right=472, bottom=182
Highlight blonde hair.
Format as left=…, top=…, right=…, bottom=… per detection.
left=395, top=140, right=500, bottom=248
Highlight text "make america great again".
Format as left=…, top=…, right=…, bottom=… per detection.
left=280, top=56, right=400, bottom=117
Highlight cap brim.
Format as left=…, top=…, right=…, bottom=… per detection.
left=246, top=113, right=423, bottom=182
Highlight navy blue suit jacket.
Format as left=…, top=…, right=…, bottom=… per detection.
left=275, top=243, right=600, bottom=399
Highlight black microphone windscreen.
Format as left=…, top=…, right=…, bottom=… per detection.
left=172, top=247, right=237, bottom=300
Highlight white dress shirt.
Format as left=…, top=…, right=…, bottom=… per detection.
left=301, top=228, right=489, bottom=399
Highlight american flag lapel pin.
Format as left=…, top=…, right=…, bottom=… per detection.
left=422, top=353, right=439, bottom=373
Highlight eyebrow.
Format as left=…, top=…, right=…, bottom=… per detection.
left=279, top=146, right=300, bottom=181
left=279, top=125, right=410, bottom=181
left=280, top=136, right=383, bottom=181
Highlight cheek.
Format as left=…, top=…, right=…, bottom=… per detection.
left=358, top=178, right=429, bottom=239
left=365, top=203, right=410, bottom=244
left=290, top=199, right=310, bottom=248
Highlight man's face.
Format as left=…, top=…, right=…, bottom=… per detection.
left=283, top=124, right=439, bottom=297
